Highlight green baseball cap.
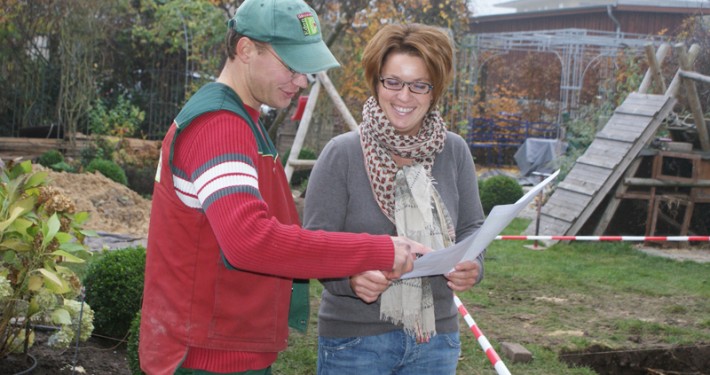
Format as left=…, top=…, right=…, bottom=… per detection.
left=231, top=0, right=340, bottom=74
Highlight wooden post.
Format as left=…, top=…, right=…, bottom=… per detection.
left=316, top=72, right=359, bottom=131
left=675, top=43, right=710, bottom=152
left=638, top=43, right=669, bottom=94
left=666, top=43, right=700, bottom=98
left=284, top=72, right=361, bottom=183
left=285, top=78, right=321, bottom=182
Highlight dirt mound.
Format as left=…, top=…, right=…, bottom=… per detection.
left=39, top=166, right=151, bottom=238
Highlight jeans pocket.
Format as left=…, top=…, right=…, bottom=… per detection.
left=441, top=332, right=462, bottom=350
left=318, top=336, right=362, bottom=351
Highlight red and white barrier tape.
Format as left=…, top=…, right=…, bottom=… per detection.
left=496, top=235, right=710, bottom=242
left=454, top=294, right=512, bottom=375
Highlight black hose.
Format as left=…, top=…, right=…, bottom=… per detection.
left=12, top=353, right=37, bottom=375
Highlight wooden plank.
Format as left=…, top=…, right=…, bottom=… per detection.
left=0, top=136, right=160, bottom=162
left=540, top=189, right=591, bottom=222
left=596, top=129, right=642, bottom=143
left=608, top=112, right=660, bottom=127
left=536, top=214, right=573, bottom=237
left=605, top=117, right=654, bottom=132
left=577, top=154, right=620, bottom=169
left=615, top=93, right=670, bottom=116
left=582, top=138, right=633, bottom=160
left=597, top=116, right=655, bottom=142
left=559, top=165, right=613, bottom=195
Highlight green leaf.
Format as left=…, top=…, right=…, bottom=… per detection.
left=2, top=250, right=17, bottom=263
left=28, top=275, right=43, bottom=291
left=73, top=211, right=90, bottom=225
left=0, top=205, right=31, bottom=232
left=9, top=217, right=34, bottom=236
left=52, top=308, right=72, bottom=325
left=54, top=232, right=72, bottom=244
left=0, top=238, right=32, bottom=252
left=28, top=297, right=40, bottom=316
left=24, top=171, right=48, bottom=189
left=58, top=242, right=88, bottom=253
left=14, top=160, right=33, bottom=176
left=51, top=250, right=85, bottom=263
left=80, top=229, right=98, bottom=237
left=38, top=268, right=70, bottom=294
left=41, top=213, right=61, bottom=249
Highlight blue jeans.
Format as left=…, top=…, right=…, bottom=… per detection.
left=317, top=330, right=460, bottom=375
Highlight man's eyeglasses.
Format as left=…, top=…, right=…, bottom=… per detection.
left=265, top=48, right=301, bottom=79
left=379, top=77, right=433, bottom=94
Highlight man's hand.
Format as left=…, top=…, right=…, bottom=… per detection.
left=383, top=237, right=431, bottom=280
left=444, top=260, right=480, bottom=291
left=350, top=271, right=391, bottom=303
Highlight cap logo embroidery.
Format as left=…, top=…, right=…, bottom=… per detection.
left=297, top=12, right=318, bottom=36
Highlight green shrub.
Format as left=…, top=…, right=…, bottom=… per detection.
left=86, top=158, right=128, bottom=186
left=37, top=149, right=64, bottom=168
left=80, top=136, right=116, bottom=166
left=83, top=246, right=146, bottom=339
left=479, top=174, right=524, bottom=214
left=50, top=161, right=76, bottom=173
left=127, top=311, right=145, bottom=375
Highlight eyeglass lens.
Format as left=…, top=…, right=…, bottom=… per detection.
left=380, top=77, right=432, bottom=94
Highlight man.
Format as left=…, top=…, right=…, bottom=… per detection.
left=138, top=0, right=429, bottom=374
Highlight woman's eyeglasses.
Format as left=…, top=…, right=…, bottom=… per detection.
left=379, top=77, right=433, bottom=94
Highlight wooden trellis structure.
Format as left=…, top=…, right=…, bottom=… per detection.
left=527, top=42, right=710, bottom=240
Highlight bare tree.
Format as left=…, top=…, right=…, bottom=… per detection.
left=55, top=0, right=104, bottom=148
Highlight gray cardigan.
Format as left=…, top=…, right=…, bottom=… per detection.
left=303, top=130, right=485, bottom=338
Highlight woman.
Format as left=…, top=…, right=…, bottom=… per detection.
left=303, top=23, right=485, bottom=375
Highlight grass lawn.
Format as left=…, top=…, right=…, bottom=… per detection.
left=274, top=218, right=710, bottom=374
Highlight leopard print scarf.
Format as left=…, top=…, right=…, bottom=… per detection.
left=359, top=96, right=447, bottom=222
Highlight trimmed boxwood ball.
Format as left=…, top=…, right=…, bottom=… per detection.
left=479, top=174, right=524, bottom=214
left=37, top=149, right=64, bottom=168
left=127, top=311, right=145, bottom=375
left=83, top=246, right=146, bottom=339
left=86, top=158, right=128, bottom=186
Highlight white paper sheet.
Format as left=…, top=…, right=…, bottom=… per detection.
left=401, top=170, right=559, bottom=279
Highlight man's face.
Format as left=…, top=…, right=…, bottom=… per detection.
left=247, top=45, right=308, bottom=109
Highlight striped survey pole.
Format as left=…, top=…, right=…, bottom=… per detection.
left=454, top=294, right=512, bottom=375
left=496, top=235, right=710, bottom=242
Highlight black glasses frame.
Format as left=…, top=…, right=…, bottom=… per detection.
left=379, top=76, right=433, bottom=94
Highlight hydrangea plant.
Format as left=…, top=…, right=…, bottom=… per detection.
left=0, top=159, right=96, bottom=357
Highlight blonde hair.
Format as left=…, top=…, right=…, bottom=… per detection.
left=362, top=23, right=454, bottom=108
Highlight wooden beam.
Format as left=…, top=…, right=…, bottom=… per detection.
left=593, top=157, right=643, bottom=235
left=675, top=43, right=710, bottom=152
left=679, top=70, right=710, bottom=85
left=624, top=177, right=710, bottom=188
left=638, top=43, right=669, bottom=94
left=666, top=43, right=700, bottom=98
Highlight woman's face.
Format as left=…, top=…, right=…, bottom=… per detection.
left=377, top=53, right=433, bottom=136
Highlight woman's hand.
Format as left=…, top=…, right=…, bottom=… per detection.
left=444, top=260, right=480, bottom=291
